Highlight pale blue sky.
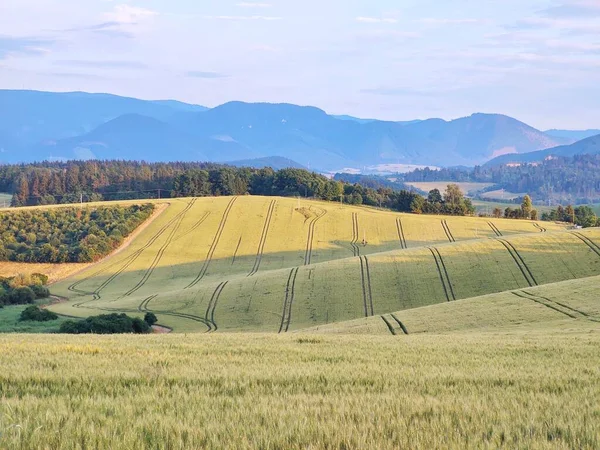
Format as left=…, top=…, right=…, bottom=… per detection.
left=0, top=0, right=599, bottom=128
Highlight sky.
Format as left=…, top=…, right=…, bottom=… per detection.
left=0, top=0, right=599, bottom=129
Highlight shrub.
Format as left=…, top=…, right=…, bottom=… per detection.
left=30, top=284, right=50, bottom=299
left=8, top=286, right=36, bottom=305
left=144, top=312, right=158, bottom=326
left=60, top=313, right=152, bottom=335
left=19, top=306, right=58, bottom=322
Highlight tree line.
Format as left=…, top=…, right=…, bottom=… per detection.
left=400, top=154, right=600, bottom=204
left=0, top=204, right=154, bottom=263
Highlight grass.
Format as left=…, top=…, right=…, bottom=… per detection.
left=404, top=181, right=495, bottom=196
left=306, top=274, right=600, bottom=335
left=0, top=302, right=69, bottom=333
left=0, top=331, right=599, bottom=449
left=0, top=193, right=11, bottom=209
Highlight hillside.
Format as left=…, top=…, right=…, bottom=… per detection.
left=42, top=196, right=600, bottom=333
left=305, top=274, right=600, bottom=335
left=0, top=90, right=572, bottom=168
left=485, top=134, right=600, bottom=166
left=545, top=129, right=600, bottom=141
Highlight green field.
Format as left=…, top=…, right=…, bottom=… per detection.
left=43, top=196, right=583, bottom=333
left=0, top=193, right=11, bottom=209
left=0, top=330, right=599, bottom=449
left=0, top=303, right=70, bottom=333
left=404, top=181, right=494, bottom=196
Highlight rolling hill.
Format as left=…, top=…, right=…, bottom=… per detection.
left=0, top=90, right=574, bottom=168
left=485, top=133, right=600, bottom=166
left=42, top=196, right=600, bottom=333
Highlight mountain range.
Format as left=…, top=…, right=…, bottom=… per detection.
left=485, top=134, right=600, bottom=167
left=0, top=89, right=596, bottom=170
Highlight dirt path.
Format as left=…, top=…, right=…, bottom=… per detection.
left=151, top=325, right=172, bottom=334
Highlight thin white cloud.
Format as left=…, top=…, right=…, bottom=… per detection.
left=204, top=15, right=282, bottom=21
left=105, top=5, right=158, bottom=25
left=236, top=2, right=272, bottom=7
left=356, top=17, right=398, bottom=24
left=419, top=18, right=485, bottom=25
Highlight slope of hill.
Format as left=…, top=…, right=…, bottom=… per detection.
left=485, top=134, right=600, bottom=166
left=44, top=196, right=600, bottom=333
left=303, top=274, right=600, bottom=335
left=545, top=129, right=600, bottom=141
left=0, top=90, right=571, bottom=168
left=32, top=114, right=257, bottom=162
left=0, top=90, right=206, bottom=162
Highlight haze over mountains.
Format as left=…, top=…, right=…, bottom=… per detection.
left=0, top=89, right=597, bottom=170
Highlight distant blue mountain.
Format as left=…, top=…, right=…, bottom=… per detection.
left=544, top=129, right=600, bottom=141
left=226, top=156, right=307, bottom=170
left=485, top=134, right=600, bottom=167
left=0, top=90, right=578, bottom=169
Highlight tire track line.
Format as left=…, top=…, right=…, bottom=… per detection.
left=512, top=291, right=578, bottom=319
left=396, top=218, right=407, bottom=249
left=364, top=256, right=374, bottom=316
left=304, top=208, right=326, bottom=266
left=278, top=267, right=299, bottom=333
left=205, top=281, right=229, bottom=332
left=572, top=232, right=600, bottom=258
left=533, top=223, right=547, bottom=233
left=173, top=211, right=211, bottom=243
left=186, top=197, right=238, bottom=289
left=487, top=222, right=502, bottom=237
left=441, top=220, right=456, bottom=243
left=498, top=238, right=538, bottom=286
left=68, top=200, right=195, bottom=297
left=359, top=256, right=369, bottom=317
left=522, top=290, right=600, bottom=323
left=350, top=212, right=360, bottom=257
left=428, top=247, right=451, bottom=302
left=248, top=200, right=276, bottom=277
left=381, top=316, right=396, bottom=335
left=390, top=313, right=409, bottom=335
left=121, top=198, right=194, bottom=297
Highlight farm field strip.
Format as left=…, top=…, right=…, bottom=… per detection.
left=306, top=274, right=600, bottom=335
left=248, top=199, right=276, bottom=277
left=496, top=238, right=537, bottom=287
left=42, top=196, right=593, bottom=332
left=488, top=221, right=502, bottom=237
left=185, top=197, right=238, bottom=289
left=278, top=267, right=299, bottom=333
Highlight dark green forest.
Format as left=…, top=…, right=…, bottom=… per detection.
left=0, top=204, right=154, bottom=263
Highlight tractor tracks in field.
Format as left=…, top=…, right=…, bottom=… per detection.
left=186, top=197, right=238, bottom=289
left=359, top=256, right=374, bottom=317
left=429, top=247, right=456, bottom=302
left=69, top=198, right=197, bottom=303
left=138, top=294, right=213, bottom=332
left=496, top=238, right=538, bottom=287
left=396, top=218, right=408, bottom=249
left=513, top=290, right=600, bottom=322
left=120, top=198, right=195, bottom=298
left=572, top=232, right=600, bottom=258
left=304, top=208, right=327, bottom=266
left=533, top=223, right=547, bottom=233
left=173, top=211, right=211, bottom=243
left=248, top=200, right=276, bottom=277
left=279, top=267, right=299, bottom=333
left=381, top=313, right=409, bottom=336
left=488, top=222, right=503, bottom=237
left=351, top=212, right=361, bottom=257
left=441, top=220, right=456, bottom=243
left=204, top=281, right=229, bottom=332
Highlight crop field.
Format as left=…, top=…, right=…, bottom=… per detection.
left=37, top=195, right=600, bottom=333
left=307, top=274, right=600, bottom=335
left=404, top=181, right=495, bottom=195
left=0, top=331, right=599, bottom=449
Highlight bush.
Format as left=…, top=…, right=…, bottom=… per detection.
left=144, top=312, right=158, bottom=326
left=8, top=286, right=36, bottom=305
left=20, top=305, right=58, bottom=322
left=60, top=313, right=152, bottom=334
left=30, top=284, right=50, bottom=299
